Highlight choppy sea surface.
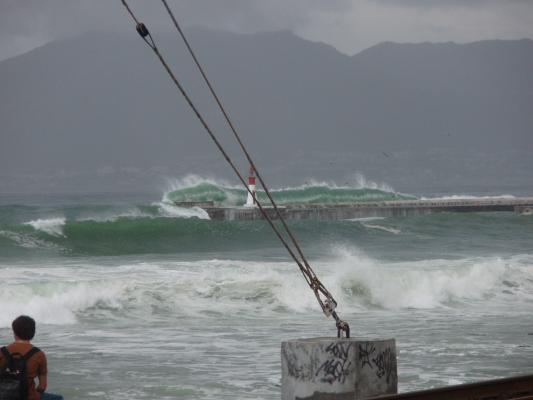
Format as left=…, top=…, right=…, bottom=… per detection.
left=1, top=178, right=532, bottom=399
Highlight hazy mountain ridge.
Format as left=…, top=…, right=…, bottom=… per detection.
left=1, top=30, right=532, bottom=193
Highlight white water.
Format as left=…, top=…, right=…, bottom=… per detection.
left=162, top=173, right=398, bottom=194
left=329, top=247, right=531, bottom=309
left=1, top=248, right=533, bottom=399
left=155, top=201, right=210, bottom=220
left=361, top=223, right=402, bottom=234
left=420, top=194, right=517, bottom=201
left=2, top=250, right=531, bottom=328
left=76, top=207, right=150, bottom=222
left=2, top=194, right=533, bottom=400
left=0, top=230, right=60, bottom=249
left=23, top=218, right=66, bottom=236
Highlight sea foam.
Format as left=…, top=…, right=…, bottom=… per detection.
left=420, top=194, right=516, bottom=201
left=361, top=223, right=401, bottom=234
left=155, top=201, right=210, bottom=220
left=23, top=218, right=66, bottom=236
left=1, top=251, right=530, bottom=327
left=0, top=279, right=125, bottom=327
left=76, top=207, right=150, bottom=223
left=162, top=174, right=410, bottom=207
left=325, top=247, right=518, bottom=310
left=0, top=230, right=60, bottom=250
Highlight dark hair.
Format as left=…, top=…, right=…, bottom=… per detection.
left=12, top=315, right=36, bottom=340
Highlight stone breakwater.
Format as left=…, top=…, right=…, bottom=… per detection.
left=175, top=198, right=533, bottom=221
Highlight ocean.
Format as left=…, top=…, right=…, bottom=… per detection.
left=1, top=178, right=532, bottom=399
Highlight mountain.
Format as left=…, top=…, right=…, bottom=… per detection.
left=1, top=30, right=532, bottom=194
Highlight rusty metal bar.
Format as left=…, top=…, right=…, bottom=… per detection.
left=366, top=374, right=533, bottom=400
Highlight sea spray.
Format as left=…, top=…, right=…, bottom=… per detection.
left=155, top=201, right=210, bottom=220
left=1, top=188, right=531, bottom=398
left=162, top=175, right=241, bottom=205
left=2, top=252, right=531, bottom=328
left=420, top=194, right=517, bottom=201
left=0, top=279, right=125, bottom=327
left=323, top=247, right=517, bottom=310
left=24, top=217, right=66, bottom=236
left=163, top=175, right=413, bottom=206
left=76, top=207, right=151, bottom=223
left=0, top=230, right=61, bottom=250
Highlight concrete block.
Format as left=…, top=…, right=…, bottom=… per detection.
left=281, top=337, right=397, bottom=400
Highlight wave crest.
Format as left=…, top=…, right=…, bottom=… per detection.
left=163, top=174, right=412, bottom=206
left=0, top=280, right=124, bottom=327
left=1, top=253, right=531, bottom=327
left=327, top=247, right=517, bottom=310
left=23, top=218, right=66, bottom=236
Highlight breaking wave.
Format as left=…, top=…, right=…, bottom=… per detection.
left=23, top=218, right=66, bottom=237
left=163, top=175, right=412, bottom=206
left=327, top=248, right=532, bottom=310
left=1, top=251, right=531, bottom=327
left=0, top=279, right=123, bottom=327
left=1, top=177, right=530, bottom=257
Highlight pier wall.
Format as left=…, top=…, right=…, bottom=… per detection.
left=198, top=198, right=533, bottom=221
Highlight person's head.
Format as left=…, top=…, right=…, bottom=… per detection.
left=12, top=315, right=36, bottom=341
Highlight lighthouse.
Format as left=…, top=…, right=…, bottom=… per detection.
left=244, top=165, right=257, bottom=207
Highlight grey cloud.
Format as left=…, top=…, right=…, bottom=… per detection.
left=0, top=0, right=532, bottom=59
left=372, top=0, right=531, bottom=7
left=0, top=0, right=352, bottom=59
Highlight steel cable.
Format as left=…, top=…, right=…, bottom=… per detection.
left=120, top=0, right=349, bottom=336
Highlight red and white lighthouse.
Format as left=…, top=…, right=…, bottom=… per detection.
left=244, top=165, right=257, bottom=207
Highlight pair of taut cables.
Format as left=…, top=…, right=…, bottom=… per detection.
left=120, top=0, right=350, bottom=338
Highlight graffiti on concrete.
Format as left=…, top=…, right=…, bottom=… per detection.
left=372, top=347, right=394, bottom=384
left=359, top=343, right=395, bottom=384
left=358, top=343, right=376, bottom=369
left=315, top=342, right=353, bottom=384
left=283, top=347, right=311, bottom=381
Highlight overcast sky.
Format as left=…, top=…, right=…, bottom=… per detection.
left=1, top=0, right=533, bottom=61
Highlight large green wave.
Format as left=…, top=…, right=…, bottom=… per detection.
left=0, top=216, right=348, bottom=256
left=1, top=208, right=530, bottom=258
left=1, top=178, right=530, bottom=258
left=166, top=182, right=413, bottom=205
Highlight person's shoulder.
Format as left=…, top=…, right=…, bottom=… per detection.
left=32, top=346, right=47, bottom=374
left=33, top=346, right=46, bottom=359
left=5, top=342, right=22, bottom=354
left=0, top=343, right=45, bottom=360
left=28, top=346, right=47, bottom=371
